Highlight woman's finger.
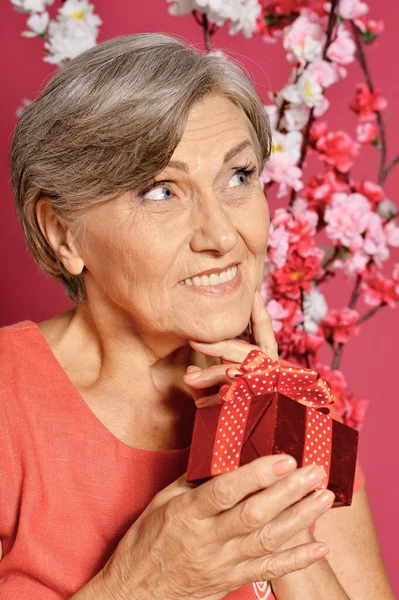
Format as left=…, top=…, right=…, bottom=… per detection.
left=251, top=292, right=279, bottom=362
left=238, top=487, right=334, bottom=559
left=189, top=338, right=260, bottom=364
left=187, top=454, right=297, bottom=520
left=184, top=363, right=242, bottom=406
left=184, top=363, right=242, bottom=389
left=238, top=541, right=329, bottom=587
left=213, top=464, right=327, bottom=541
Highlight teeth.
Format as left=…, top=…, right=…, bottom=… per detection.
left=183, top=265, right=237, bottom=287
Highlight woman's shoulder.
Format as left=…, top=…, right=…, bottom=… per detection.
left=0, top=319, right=56, bottom=389
left=0, top=320, right=38, bottom=358
left=0, top=319, right=39, bottom=358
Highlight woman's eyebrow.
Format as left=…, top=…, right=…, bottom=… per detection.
left=166, top=140, right=254, bottom=173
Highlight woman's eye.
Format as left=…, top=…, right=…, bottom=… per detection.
left=228, top=167, right=256, bottom=188
left=139, top=184, right=174, bottom=202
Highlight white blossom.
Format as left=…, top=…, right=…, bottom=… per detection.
left=271, top=130, right=302, bottom=164
left=11, top=0, right=53, bottom=13
left=303, top=284, right=328, bottom=335
left=43, top=0, right=102, bottom=65
left=22, top=10, right=49, bottom=37
left=264, top=104, right=278, bottom=131
left=377, top=199, right=398, bottom=220
left=283, top=70, right=324, bottom=109
left=282, top=104, right=309, bottom=132
left=166, top=0, right=261, bottom=38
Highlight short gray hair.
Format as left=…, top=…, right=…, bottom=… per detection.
left=10, top=33, right=271, bottom=303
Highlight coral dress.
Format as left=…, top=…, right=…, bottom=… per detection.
left=0, top=321, right=365, bottom=599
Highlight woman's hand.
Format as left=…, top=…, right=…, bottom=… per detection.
left=184, top=291, right=279, bottom=407
left=82, top=293, right=335, bottom=600
left=96, top=455, right=333, bottom=600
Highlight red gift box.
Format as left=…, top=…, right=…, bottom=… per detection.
left=186, top=349, right=358, bottom=507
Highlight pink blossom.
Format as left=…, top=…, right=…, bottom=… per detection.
left=324, top=192, right=371, bottom=249
left=384, top=221, right=399, bottom=247
left=326, top=25, right=356, bottom=65
left=303, top=170, right=349, bottom=227
left=350, top=83, right=388, bottom=121
left=260, top=152, right=303, bottom=197
left=337, top=394, right=368, bottom=431
left=272, top=207, right=321, bottom=258
left=255, top=1, right=317, bottom=44
left=339, top=0, right=368, bottom=20
left=361, top=273, right=399, bottom=308
left=291, top=198, right=318, bottom=233
left=279, top=329, right=324, bottom=366
left=317, top=362, right=368, bottom=431
left=310, top=120, right=329, bottom=144
left=320, top=308, right=360, bottom=344
left=332, top=250, right=369, bottom=277
left=313, top=95, right=329, bottom=117
left=267, top=224, right=290, bottom=269
left=355, top=15, right=384, bottom=37
left=283, top=11, right=326, bottom=64
left=316, top=363, right=348, bottom=397
left=356, top=122, right=378, bottom=144
left=363, top=213, right=389, bottom=265
left=353, top=180, right=384, bottom=208
left=307, top=60, right=338, bottom=88
left=266, top=299, right=290, bottom=332
left=316, top=130, right=359, bottom=173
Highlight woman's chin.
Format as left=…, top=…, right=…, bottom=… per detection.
left=186, top=319, right=250, bottom=344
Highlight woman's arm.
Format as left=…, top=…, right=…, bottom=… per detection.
left=271, top=485, right=395, bottom=599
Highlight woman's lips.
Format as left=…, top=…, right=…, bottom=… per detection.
left=179, top=265, right=241, bottom=296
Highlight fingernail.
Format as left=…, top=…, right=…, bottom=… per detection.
left=226, top=367, right=242, bottom=378
left=303, top=466, right=326, bottom=486
left=312, top=490, right=335, bottom=510
left=195, top=395, right=212, bottom=407
left=186, top=365, right=200, bottom=373
left=310, top=544, right=329, bottom=560
left=185, top=366, right=201, bottom=379
left=272, top=457, right=297, bottom=476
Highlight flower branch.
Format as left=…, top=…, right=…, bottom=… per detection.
left=350, top=20, right=389, bottom=186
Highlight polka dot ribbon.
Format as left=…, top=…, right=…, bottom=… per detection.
left=211, top=349, right=335, bottom=488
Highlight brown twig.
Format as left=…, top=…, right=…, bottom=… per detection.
left=358, top=301, right=388, bottom=324
left=383, top=154, right=399, bottom=182
left=350, top=21, right=390, bottom=186
left=192, top=11, right=217, bottom=53
left=331, top=274, right=362, bottom=370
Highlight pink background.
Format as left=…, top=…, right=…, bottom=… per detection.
left=1, top=0, right=398, bottom=594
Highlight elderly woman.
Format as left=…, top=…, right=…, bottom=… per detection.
left=1, top=32, right=394, bottom=600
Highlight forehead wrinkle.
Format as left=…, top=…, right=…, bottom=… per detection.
left=166, top=139, right=257, bottom=176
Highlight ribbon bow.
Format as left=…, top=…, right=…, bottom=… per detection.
left=219, top=348, right=334, bottom=408
left=211, top=349, right=335, bottom=487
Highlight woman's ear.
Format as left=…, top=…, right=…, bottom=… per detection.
left=35, top=198, right=85, bottom=276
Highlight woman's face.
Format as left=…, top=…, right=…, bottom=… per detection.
left=79, top=93, right=270, bottom=344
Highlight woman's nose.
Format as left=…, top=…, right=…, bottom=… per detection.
left=189, top=194, right=238, bottom=255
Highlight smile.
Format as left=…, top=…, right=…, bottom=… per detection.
left=183, top=265, right=238, bottom=287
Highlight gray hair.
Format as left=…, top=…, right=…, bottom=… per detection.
left=10, top=33, right=271, bottom=303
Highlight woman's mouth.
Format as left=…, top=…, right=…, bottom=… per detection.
left=179, top=265, right=241, bottom=295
